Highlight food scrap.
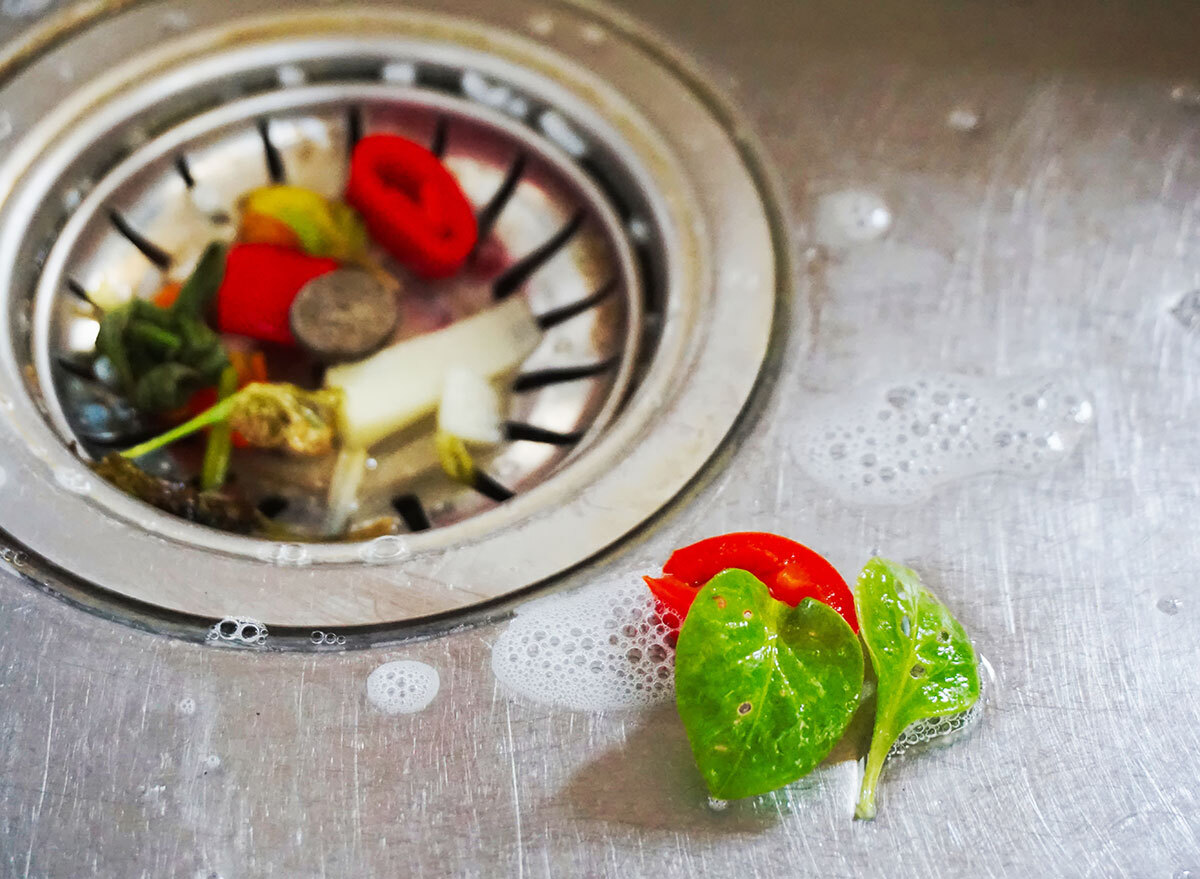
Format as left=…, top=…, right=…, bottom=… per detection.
left=644, top=533, right=981, bottom=819
left=73, top=131, right=529, bottom=539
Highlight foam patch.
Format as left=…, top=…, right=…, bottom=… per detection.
left=366, top=660, right=440, bottom=715
left=795, top=373, right=1094, bottom=504
left=491, top=576, right=675, bottom=711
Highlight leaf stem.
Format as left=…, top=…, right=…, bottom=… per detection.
left=121, top=392, right=242, bottom=460
left=855, top=717, right=895, bottom=820
left=200, top=365, right=239, bottom=490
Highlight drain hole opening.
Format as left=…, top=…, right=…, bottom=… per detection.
left=512, top=359, right=617, bottom=392
left=504, top=422, right=584, bottom=445
left=535, top=278, right=617, bottom=330
left=174, top=155, right=195, bottom=189
left=257, top=118, right=287, bottom=183
left=391, top=494, right=432, bottom=532
left=347, top=104, right=364, bottom=153
left=429, top=115, right=449, bottom=158
left=473, top=152, right=526, bottom=248
left=257, top=496, right=289, bottom=518
left=108, top=209, right=173, bottom=269
left=473, top=471, right=515, bottom=503
left=494, top=210, right=584, bottom=300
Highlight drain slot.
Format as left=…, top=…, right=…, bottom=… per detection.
left=429, top=115, right=449, bottom=157
left=174, top=155, right=195, bottom=189
left=494, top=210, right=584, bottom=300
left=512, top=359, right=617, bottom=392
left=108, top=209, right=173, bottom=269
left=504, top=422, right=584, bottom=445
left=391, top=494, right=432, bottom=532
left=346, top=104, right=364, bottom=153
left=257, top=119, right=287, bottom=183
left=535, top=279, right=617, bottom=330
left=473, top=152, right=526, bottom=246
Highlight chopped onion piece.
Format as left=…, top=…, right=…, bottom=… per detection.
left=326, top=297, right=541, bottom=449
left=438, top=367, right=504, bottom=446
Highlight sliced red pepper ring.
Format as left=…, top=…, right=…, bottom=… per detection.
left=345, top=134, right=477, bottom=280
left=644, top=532, right=858, bottom=633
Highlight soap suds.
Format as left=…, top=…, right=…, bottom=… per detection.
left=491, top=576, right=675, bottom=711
left=795, top=373, right=1093, bottom=504
left=207, top=617, right=268, bottom=646
left=366, top=660, right=440, bottom=715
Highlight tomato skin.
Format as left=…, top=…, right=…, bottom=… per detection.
left=644, top=532, right=858, bottom=633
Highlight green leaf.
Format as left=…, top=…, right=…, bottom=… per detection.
left=95, top=306, right=134, bottom=393
left=675, top=569, right=864, bottom=800
left=170, top=242, right=227, bottom=321
left=854, top=558, right=980, bottom=820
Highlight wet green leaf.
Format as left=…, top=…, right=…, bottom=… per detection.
left=854, top=558, right=980, bottom=820
left=675, top=568, right=864, bottom=800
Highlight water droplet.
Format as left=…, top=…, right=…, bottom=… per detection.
left=260, top=543, right=310, bottom=567
left=1174, top=869, right=1198, bottom=879
left=364, top=457, right=378, bottom=471
left=706, top=796, right=730, bottom=812
left=879, top=466, right=896, bottom=482
left=540, top=110, right=587, bottom=157
left=360, top=535, right=407, bottom=564
left=861, top=453, right=877, bottom=467
left=813, top=189, right=892, bottom=247
left=945, top=106, right=981, bottom=132
left=527, top=13, right=554, bottom=36
left=580, top=23, right=607, bottom=45
left=208, top=616, right=268, bottom=645
left=276, top=64, right=307, bottom=88
left=993, top=430, right=1012, bottom=448
left=161, top=9, right=190, bottom=31
left=628, top=217, right=652, bottom=243
left=176, top=697, right=196, bottom=715
left=829, top=443, right=846, bottom=460
left=202, top=754, right=221, bottom=769
left=380, top=61, right=417, bottom=85
left=1170, top=83, right=1200, bottom=108
left=1157, top=597, right=1182, bottom=616
left=54, top=467, right=92, bottom=494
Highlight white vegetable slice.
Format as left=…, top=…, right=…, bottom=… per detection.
left=438, top=367, right=505, bottom=446
left=326, top=297, right=541, bottom=449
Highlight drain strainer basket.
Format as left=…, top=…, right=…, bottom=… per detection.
left=0, top=0, right=780, bottom=630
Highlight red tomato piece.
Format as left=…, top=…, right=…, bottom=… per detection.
left=644, top=532, right=858, bottom=632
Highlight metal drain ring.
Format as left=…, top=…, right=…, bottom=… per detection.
left=0, top=1, right=779, bottom=629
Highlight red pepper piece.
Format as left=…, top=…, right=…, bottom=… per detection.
left=643, top=532, right=858, bottom=632
left=215, top=244, right=338, bottom=345
left=345, top=134, right=477, bottom=279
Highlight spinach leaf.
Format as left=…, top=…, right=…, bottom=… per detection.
left=675, top=568, right=864, bottom=800
left=854, top=558, right=980, bottom=820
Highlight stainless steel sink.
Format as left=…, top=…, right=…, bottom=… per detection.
left=0, top=1, right=1198, bottom=877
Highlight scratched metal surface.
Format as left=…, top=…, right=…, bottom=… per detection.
left=2, top=1, right=1200, bottom=877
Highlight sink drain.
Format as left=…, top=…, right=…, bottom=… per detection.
left=0, top=0, right=780, bottom=631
